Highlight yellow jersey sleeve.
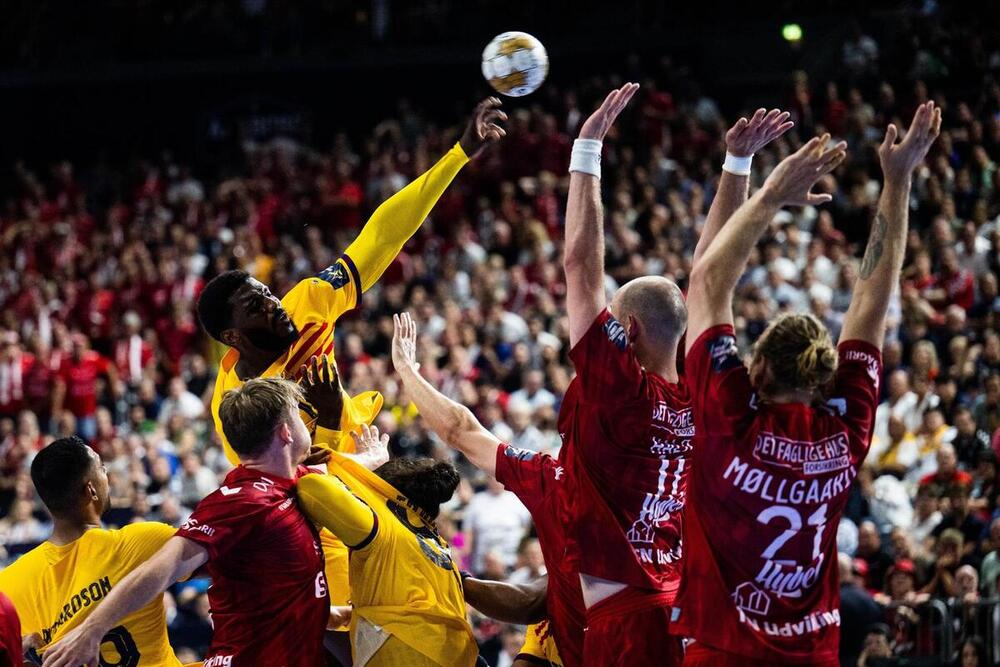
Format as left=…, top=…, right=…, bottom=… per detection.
left=518, top=620, right=563, bottom=666
left=345, top=143, right=468, bottom=292
left=282, top=264, right=360, bottom=326
left=116, top=522, right=177, bottom=565
left=298, top=473, right=378, bottom=548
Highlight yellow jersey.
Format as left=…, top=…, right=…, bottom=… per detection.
left=518, top=620, right=563, bottom=666
left=299, top=453, right=478, bottom=667
left=208, top=142, right=469, bottom=611
left=0, top=522, right=180, bottom=666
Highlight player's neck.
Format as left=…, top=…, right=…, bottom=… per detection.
left=240, top=450, right=297, bottom=480
left=49, top=516, right=102, bottom=546
left=643, top=355, right=679, bottom=384
left=234, top=346, right=287, bottom=380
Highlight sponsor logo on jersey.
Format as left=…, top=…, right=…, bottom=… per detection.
left=219, top=485, right=241, bottom=496
left=707, top=334, right=741, bottom=372
left=752, top=431, right=851, bottom=476
left=652, top=403, right=694, bottom=437
left=317, top=264, right=351, bottom=289
left=180, top=517, right=216, bottom=537
left=503, top=445, right=536, bottom=462
left=733, top=581, right=771, bottom=616
left=603, top=316, right=627, bottom=350
left=41, top=576, right=113, bottom=643
left=844, top=349, right=880, bottom=386
left=204, top=656, right=234, bottom=667
left=650, top=437, right=692, bottom=457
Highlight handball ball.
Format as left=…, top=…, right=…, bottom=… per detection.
left=481, top=31, right=548, bottom=97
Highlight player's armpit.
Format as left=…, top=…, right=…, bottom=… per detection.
left=298, top=474, right=377, bottom=548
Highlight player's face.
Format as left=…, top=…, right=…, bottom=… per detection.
left=287, top=408, right=312, bottom=464
left=86, top=446, right=111, bottom=514
left=230, top=279, right=298, bottom=352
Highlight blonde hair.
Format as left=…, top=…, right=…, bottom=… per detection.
left=219, top=377, right=304, bottom=459
left=753, top=313, right=837, bottom=396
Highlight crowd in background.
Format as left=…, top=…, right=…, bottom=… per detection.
left=2, top=8, right=1000, bottom=666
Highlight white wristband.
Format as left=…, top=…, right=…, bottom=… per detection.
left=723, top=152, right=753, bottom=176
left=570, top=139, right=603, bottom=178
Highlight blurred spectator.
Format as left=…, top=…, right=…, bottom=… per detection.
left=464, top=478, right=531, bottom=574
left=839, top=553, right=883, bottom=667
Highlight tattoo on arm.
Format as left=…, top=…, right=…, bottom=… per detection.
left=859, top=212, right=888, bottom=279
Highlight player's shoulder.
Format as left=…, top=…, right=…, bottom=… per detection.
left=115, top=521, right=176, bottom=544
left=0, top=544, right=47, bottom=584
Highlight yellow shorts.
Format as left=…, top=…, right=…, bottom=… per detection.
left=517, top=620, right=563, bottom=666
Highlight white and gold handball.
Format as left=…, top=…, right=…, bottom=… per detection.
left=481, top=31, right=549, bottom=97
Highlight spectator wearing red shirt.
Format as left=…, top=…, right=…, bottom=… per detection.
left=919, top=442, right=974, bottom=498
left=0, top=333, right=33, bottom=419
left=112, top=312, right=154, bottom=387
left=928, top=247, right=975, bottom=311
left=52, top=334, right=116, bottom=442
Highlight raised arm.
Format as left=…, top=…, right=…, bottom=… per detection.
left=564, top=83, right=639, bottom=347
left=42, top=536, right=207, bottom=667
left=463, top=574, right=547, bottom=625
left=692, top=109, right=794, bottom=266
left=391, top=312, right=500, bottom=476
left=686, top=135, right=846, bottom=355
left=344, top=99, right=506, bottom=292
left=840, top=102, right=941, bottom=348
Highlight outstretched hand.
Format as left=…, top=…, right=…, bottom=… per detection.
left=726, top=108, right=795, bottom=157
left=878, top=101, right=941, bottom=184
left=37, top=623, right=102, bottom=667
left=459, top=98, right=507, bottom=159
left=578, top=83, right=640, bottom=141
left=345, top=423, right=390, bottom=471
left=297, top=354, right=344, bottom=431
left=391, top=312, right=419, bottom=373
left=761, top=134, right=847, bottom=207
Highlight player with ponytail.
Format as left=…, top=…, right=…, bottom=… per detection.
left=676, top=103, right=940, bottom=666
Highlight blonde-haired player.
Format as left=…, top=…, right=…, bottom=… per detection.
left=0, top=437, right=180, bottom=666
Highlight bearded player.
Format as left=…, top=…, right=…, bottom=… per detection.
left=196, top=98, right=505, bottom=636
left=0, top=437, right=181, bottom=666
left=678, top=104, right=939, bottom=665
left=556, top=85, right=793, bottom=665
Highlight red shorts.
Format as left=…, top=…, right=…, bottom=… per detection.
left=583, top=587, right=682, bottom=667
left=684, top=642, right=838, bottom=667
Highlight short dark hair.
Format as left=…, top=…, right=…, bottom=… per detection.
left=31, top=436, right=95, bottom=516
left=218, top=377, right=304, bottom=459
left=374, top=458, right=459, bottom=519
left=198, top=270, right=250, bottom=342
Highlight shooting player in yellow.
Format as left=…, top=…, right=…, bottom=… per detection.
left=196, top=98, right=506, bottom=640
left=0, top=437, right=181, bottom=666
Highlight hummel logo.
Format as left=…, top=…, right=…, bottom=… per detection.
left=220, top=486, right=242, bottom=496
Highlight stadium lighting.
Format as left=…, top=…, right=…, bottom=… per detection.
left=782, top=23, right=803, bottom=42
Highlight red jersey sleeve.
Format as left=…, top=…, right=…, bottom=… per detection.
left=830, top=340, right=882, bottom=445
left=494, top=443, right=562, bottom=515
left=176, top=490, right=267, bottom=561
left=686, top=324, right=755, bottom=439
left=567, top=309, right=643, bottom=402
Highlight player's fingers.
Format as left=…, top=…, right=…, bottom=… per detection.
left=310, top=355, right=321, bottom=384
left=806, top=191, right=834, bottom=205
left=770, top=120, right=795, bottom=139
left=880, top=124, right=898, bottom=153
left=819, top=149, right=847, bottom=174
left=762, top=108, right=781, bottom=125
left=751, top=108, right=766, bottom=124
left=930, top=107, right=942, bottom=139
left=380, top=433, right=390, bottom=445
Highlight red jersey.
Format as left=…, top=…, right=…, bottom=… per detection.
left=176, top=465, right=328, bottom=666
left=58, top=352, right=109, bottom=418
left=675, top=325, right=881, bottom=663
left=558, top=309, right=693, bottom=594
left=0, top=591, right=19, bottom=667
left=495, top=443, right=585, bottom=667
